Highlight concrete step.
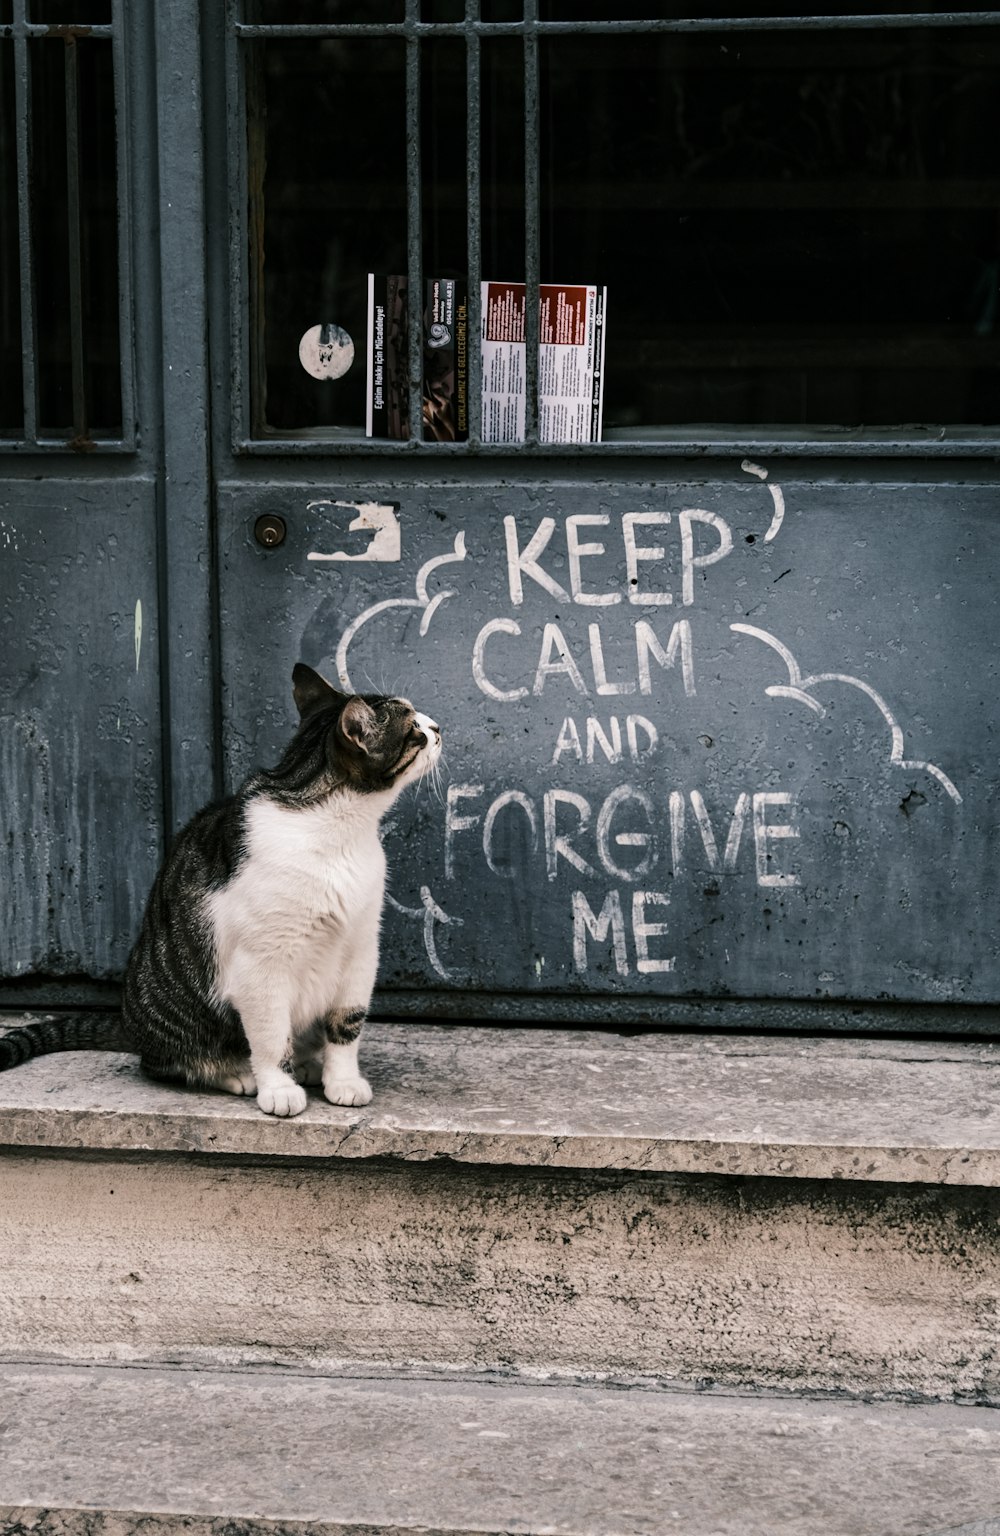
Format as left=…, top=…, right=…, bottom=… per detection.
left=2, top=1361, right=1000, bottom=1536
left=3, top=1017, right=1000, bottom=1399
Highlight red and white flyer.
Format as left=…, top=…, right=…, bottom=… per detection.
left=480, top=281, right=528, bottom=443
left=538, top=283, right=606, bottom=444
left=480, top=281, right=606, bottom=444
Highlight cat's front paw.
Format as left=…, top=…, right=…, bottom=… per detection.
left=324, top=1075, right=373, bottom=1108
left=257, top=1078, right=308, bottom=1117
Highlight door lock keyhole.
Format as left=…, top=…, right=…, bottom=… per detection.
left=254, top=515, right=286, bottom=549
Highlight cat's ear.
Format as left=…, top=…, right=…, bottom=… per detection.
left=292, top=663, right=344, bottom=719
left=336, top=695, right=377, bottom=755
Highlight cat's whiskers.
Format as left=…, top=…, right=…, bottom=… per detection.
left=429, top=754, right=446, bottom=808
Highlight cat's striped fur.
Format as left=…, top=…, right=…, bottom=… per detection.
left=0, top=664, right=442, bottom=1117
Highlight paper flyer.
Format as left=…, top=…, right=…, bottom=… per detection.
left=366, top=274, right=469, bottom=441
left=480, top=280, right=606, bottom=445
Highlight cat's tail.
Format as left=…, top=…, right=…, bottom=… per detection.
left=0, top=1012, right=130, bottom=1070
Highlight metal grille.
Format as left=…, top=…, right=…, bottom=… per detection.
left=231, top=5, right=1000, bottom=457
left=0, top=0, right=131, bottom=450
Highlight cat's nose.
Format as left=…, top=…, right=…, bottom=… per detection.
left=414, top=711, right=441, bottom=745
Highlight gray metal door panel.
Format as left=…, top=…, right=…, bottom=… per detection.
left=217, top=475, right=998, bottom=1007
left=0, top=476, right=164, bottom=980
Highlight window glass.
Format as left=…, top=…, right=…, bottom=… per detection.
left=482, top=37, right=524, bottom=277
left=250, top=29, right=528, bottom=434
left=421, top=34, right=467, bottom=277
left=29, top=1, right=112, bottom=22
left=541, top=27, right=1000, bottom=431
left=249, top=38, right=408, bottom=434
left=30, top=36, right=120, bottom=434
left=421, top=1, right=526, bottom=18
left=541, top=2, right=1000, bottom=17
left=246, top=20, right=1000, bottom=439
left=244, top=1, right=404, bottom=22
left=422, top=0, right=464, bottom=20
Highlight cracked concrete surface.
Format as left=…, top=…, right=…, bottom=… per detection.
left=1, top=1018, right=1000, bottom=1185
left=2, top=1364, right=1000, bottom=1536
left=3, top=1019, right=1000, bottom=1400
left=3, top=1150, right=1000, bottom=1397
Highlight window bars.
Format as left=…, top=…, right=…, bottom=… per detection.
left=0, top=0, right=129, bottom=449
left=230, top=4, right=1000, bottom=455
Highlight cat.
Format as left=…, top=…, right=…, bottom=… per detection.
left=0, top=663, right=442, bottom=1118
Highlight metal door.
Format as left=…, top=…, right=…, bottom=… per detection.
left=208, top=4, right=1000, bottom=1031
left=0, top=0, right=215, bottom=1005
left=3, top=1, right=998, bottom=1034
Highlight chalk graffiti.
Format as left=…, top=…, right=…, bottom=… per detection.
left=308, top=461, right=964, bottom=988
left=335, top=531, right=467, bottom=691
left=385, top=886, right=464, bottom=982
left=731, top=622, right=962, bottom=804
left=471, top=616, right=696, bottom=702
left=741, top=459, right=785, bottom=543
left=444, top=782, right=802, bottom=889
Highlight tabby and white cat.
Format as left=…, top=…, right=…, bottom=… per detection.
left=0, top=664, right=441, bottom=1117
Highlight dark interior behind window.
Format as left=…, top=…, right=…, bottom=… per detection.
left=248, top=20, right=1000, bottom=437
left=542, top=27, right=1000, bottom=431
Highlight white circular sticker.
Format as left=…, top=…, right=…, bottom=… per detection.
left=298, top=323, right=355, bottom=381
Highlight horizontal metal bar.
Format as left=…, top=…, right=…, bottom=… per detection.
left=0, top=436, right=133, bottom=451
left=233, top=433, right=1000, bottom=459
left=0, top=22, right=114, bottom=37
left=234, top=13, right=1000, bottom=36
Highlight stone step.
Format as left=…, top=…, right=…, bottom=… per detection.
left=2, top=1017, right=1000, bottom=1399
left=4, top=1014, right=1000, bottom=1183
left=2, top=1361, right=1000, bottom=1536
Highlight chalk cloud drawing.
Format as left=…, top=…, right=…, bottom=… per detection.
left=323, top=527, right=468, bottom=976
left=334, top=530, right=467, bottom=691
left=731, top=621, right=962, bottom=804
left=385, top=887, right=464, bottom=982
left=308, top=501, right=401, bottom=563
left=741, top=460, right=785, bottom=543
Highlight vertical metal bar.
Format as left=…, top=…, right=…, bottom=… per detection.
left=12, top=0, right=36, bottom=440
left=466, top=1, right=481, bottom=449
left=225, top=0, right=249, bottom=445
left=112, top=0, right=135, bottom=445
left=405, top=0, right=423, bottom=442
left=245, top=39, right=268, bottom=437
left=523, top=0, right=539, bottom=444
left=153, top=0, right=218, bottom=828
left=63, top=35, right=87, bottom=439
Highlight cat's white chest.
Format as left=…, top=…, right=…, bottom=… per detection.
left=208, top=794, right=386, bottom=1026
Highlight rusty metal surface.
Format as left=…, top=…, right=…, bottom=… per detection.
left=216, top=469, right=999, bottom=1009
